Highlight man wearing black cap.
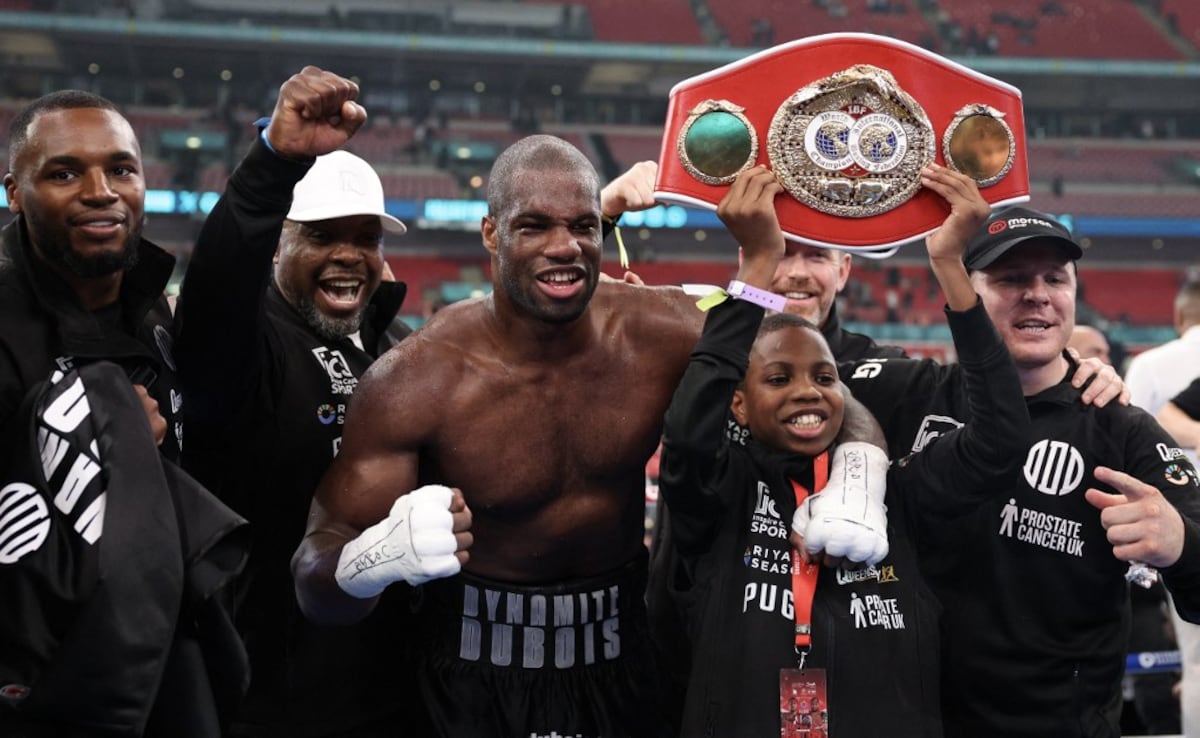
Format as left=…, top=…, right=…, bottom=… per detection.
left=841, top=205, right=1200, bottom=738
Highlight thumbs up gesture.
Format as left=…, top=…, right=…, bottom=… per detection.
left=1085, top=466, right=1188, bottom=568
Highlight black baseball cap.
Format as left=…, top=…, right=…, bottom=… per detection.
left=964, top=206, right=1083, bottom=270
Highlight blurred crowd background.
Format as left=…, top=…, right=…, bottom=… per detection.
left=1, top=0, right=1198, bottom=367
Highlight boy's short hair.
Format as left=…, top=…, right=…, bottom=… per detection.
left=759, top=312, right=821, bottom=338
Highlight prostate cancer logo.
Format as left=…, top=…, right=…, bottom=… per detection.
left=988, top=220, right=1008, bottom=234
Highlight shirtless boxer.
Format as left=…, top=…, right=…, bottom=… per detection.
left=292, top=135, right=888, bottom=738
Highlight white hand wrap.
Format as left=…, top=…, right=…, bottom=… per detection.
left=791, top=442, right=890, bottom=566
left=335, top=484, right=461, bottom=597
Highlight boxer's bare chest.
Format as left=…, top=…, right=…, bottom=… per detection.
left=424, top=343, right=672, bottom=516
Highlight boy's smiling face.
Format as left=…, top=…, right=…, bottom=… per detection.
left=733, top=322, right=843, bottom=457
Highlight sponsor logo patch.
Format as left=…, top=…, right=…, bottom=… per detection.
left=0, top=483, right=50, bottom=564
left=836, top=563, right=899, bottom=586
left=1024, top=439, right=1084, bottom=497
left=849, top=591, right=905, bottom=630
left=317, top=404, right=338, bottom=425
left=311, top=347, right=357, bottom=395
left=998, top=497, right=1085, bottom=556
left=1164, top=463, right=1194, bottom=486
left=911, top=414, right=963, bottom=453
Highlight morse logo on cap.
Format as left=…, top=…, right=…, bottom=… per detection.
left=1005, top=216, right=1055, bottom=230
left=988, top=220, right=1007, bottom=235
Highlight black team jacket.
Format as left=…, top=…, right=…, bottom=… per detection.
left=655, top=297, right=1028, bottom=738
left=173, top=136, right=417, bottom=736
left=0, top=362, right=247, bottom=736
left=0, top=217, right=183, bottom=461
left=843, top=348, right=1200, bottom=738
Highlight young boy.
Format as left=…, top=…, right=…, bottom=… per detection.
left=656, top=164, right=1029, bottom=737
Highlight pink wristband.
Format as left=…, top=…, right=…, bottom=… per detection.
left=727, top=280, right=787, bottom=312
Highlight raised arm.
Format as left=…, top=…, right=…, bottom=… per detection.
left=175, top=67, right=365, bottom=426
left=920, top=162, right=989, bottom=312
left=601, top=160, right=658, bottom=220
left=658, top=167, right=784, bottom=547
left=902, top=164, right=1030, bottom=519
left=291, top=341, right=471, bottom=625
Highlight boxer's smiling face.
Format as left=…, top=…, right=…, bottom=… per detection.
left=484, top=165, right=602, bottom=325
left=275, top=215, right=384, bottom=341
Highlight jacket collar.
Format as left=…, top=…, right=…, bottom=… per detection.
left=1, top=217, right=174, bottom=360
left=367, top=281, right=408, bottom=346
left=820, top=301, right=851, bottom=350
left=745, top=437, right=819, bottom=488
left=1025, top=350, right=1085, bottom=406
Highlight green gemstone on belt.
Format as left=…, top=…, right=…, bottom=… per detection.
left=684, top=111, right=752, bottom=178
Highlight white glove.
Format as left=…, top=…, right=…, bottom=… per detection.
left=792, top=442, right=890, bottom=566
left=335, top=484, right=461, bottom=597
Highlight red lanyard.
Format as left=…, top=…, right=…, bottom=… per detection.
left=789, top=452, right=829, bottom=655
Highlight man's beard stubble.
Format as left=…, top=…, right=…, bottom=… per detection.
left=40, top=228, right=141, bottom=278
left=296, top=297, right=364, bottom=342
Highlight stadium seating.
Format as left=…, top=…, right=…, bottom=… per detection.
left=1028, top=139, right=1197, bottom=186
left=707, top=0, right=932, bottom=49
left=604, top=127, right=668, bottom=170
left=1161, top=0, right=1200, bottom=46
left=936, top=0, right=1185, bottom=60
left=1026, top=190, right=1200, bottom=218
left=526, top=0, right=705, bottom=44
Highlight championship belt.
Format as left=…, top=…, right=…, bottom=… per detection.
left=654, top=33, right=1029, bottom=252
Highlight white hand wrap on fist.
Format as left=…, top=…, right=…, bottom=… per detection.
left=335, top=484, right=461, bottom=598
left=792, top=442, right=890, bottom=566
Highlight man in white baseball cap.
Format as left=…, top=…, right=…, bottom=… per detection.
left=277, top=148, right=407, bottom=346
left=286, top=148, right=407, bottom=232
left=173, top=67, right=447, bottom=736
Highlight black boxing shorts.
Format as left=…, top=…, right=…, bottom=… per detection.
left=414, top=554, right=671, bottom=738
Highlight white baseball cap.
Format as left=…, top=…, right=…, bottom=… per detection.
left=286, top=150, right=407, bottom=235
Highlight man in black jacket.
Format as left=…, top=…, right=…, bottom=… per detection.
left=0, top=90, right=180, bottom=458
left=842, top=206, right=1200, bottom=737
left=173, top=67, right=457, bottom=737
left=0, top=90, right=248, bottom=735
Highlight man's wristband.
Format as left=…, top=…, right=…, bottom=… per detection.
left=727, top=280, right=787, bottom=312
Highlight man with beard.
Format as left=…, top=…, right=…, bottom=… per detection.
left=0, top=91, right=248, bottom=734
left=768, top=242, right=906, bottom=362
left=0, top=90, right=178, bottom=454
left=173, top=67, right=467, bottom=736
left=292, top=133, right=893, bottom=737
